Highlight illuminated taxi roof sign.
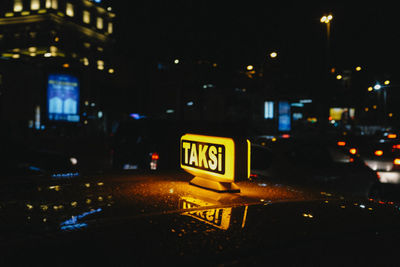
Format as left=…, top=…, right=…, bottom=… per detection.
left=180, top=134, right=250, bottom=193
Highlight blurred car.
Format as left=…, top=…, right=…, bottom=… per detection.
left=1, top=170, right=400, bottom=266
left=337, top=132, right=400, bottom=184
left=111, top=118, right=184, bottom=171
left=111, top=118, right=255, bottom=172
left=2, top=140, right=79, bottom=177
left=251, top=135, right=381, bottom=199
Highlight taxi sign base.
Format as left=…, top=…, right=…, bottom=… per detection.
left=189, top=176, right=240, bottom=193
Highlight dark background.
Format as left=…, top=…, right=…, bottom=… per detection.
left=111, top=1, right=400, bottom=90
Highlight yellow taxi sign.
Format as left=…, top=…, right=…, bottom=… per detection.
left=180, top=134, right=250, bottom=192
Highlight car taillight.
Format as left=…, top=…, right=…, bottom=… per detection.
left=388, top=134, right=397, bottom=139
left=349, top=148, right=357, bottom=155
left=337, top=141, right=346, bottom=146
left=374, top=150, right=383, bottom=156
left=392, top=144, right=400, bottom=150
left=151, top=152, right=159, bottom=160
left=150, top=152, right=159, bottom=170
left=394, top=158, right=400, bottom=165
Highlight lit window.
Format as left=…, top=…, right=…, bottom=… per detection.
left=50, top=46, right=57, bottom=56
left=108, top=22, right=113, bottom=34
left=51, top=0, right=58, bottom=9
left=31, top=0, right=40, bottom=10
left=66, top=3, right=74, bottom=17
left=83, top=10, right=90, bottom=24
left=82, top=57, right=89, bottom=66
left=97, top=60, right=104, bottom=70
left=14, top=0, right=23, bottom=12
left=45, top=0, right=51, bottom=8
left=96, top=17, right=103, bottom=29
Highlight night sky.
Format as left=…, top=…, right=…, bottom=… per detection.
left=111, top=2, right=400, bottom=89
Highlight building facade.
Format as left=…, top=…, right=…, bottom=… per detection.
left=0, top=0, right=115, bottom=132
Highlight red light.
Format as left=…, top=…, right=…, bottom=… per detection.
left=388, top=134, right=397, bottom=139
left=337, top=141, right=346, bottom=146
left=282, top=134, right=290, bottom=139
left=349, top=148, right=357, bottom=155
left=151, top=153, right=159, bottom=160
left=394, top=158, right=400, bottom=165
left=250, top=173, right=258, bottom=178
left=374, top=150, right=383, bottom=156
left=392, top=144, right=400, bottom=149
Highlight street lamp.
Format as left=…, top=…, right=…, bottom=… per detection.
left=373, top=83, right=382, bottom=90
left=321, top=14, right=333, bottom=71
left=269, top=52, right=278, bottom=59
left=372, top=82, right=388, bottom=124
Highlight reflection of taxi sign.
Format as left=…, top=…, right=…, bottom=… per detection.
left=180, top=134, right=250, bottom=193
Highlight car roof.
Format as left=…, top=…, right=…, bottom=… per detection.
left=2, top=170, right=400, bottom=265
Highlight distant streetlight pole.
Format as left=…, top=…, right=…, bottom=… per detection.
left=319, top=14, right=333, bottom=129
left=320, top=14, right=333, bottom=71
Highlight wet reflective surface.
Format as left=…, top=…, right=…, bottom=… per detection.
left=2, top=171, right=400, bottom=266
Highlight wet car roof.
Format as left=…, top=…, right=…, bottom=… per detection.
left=2, top=171, right=400, bottom=266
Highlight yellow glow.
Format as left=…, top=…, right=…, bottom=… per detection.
left=31, top=0, right=40, bottom=10
left=52, top=0, right=58, bottom=9
left=97, top=60, right=104, bottom=70
left=97, top=17, right=104, bottom=29
left=247, top=139, right=251, bottom=179
left=21, top=11, right=30, bottom=16
left=180, top=196, right=232, bottom=230
left=389, top=113, right=393, bottom=117
left=38, top=9, right=46, bottom=13
left=246, top=65, right=254, bottom=71
left=5, top=12, right=14, bottom=17
left=373, top=105, right=377, bottom=109
left=66, top=3, right=74, bottom=17
left=46, top=0, right=51, bottom=8
left=365, top=107, right=369, bottom=112
left=83, top=10, right=90, bottom=24
left=355, top=66, right=362, bottom=71
left=336, top=74, right=342, bottom=80
left=14, top=0, right=23, bottom=12
left=384, top=80, right=390, bottom=85
left=82, top=57, right=89, bottom=66
left=181, top=134, right=236, bottom=182
left=368, top=86, right=373, bottom=92
left=108, top=68, right=114, bottom=74
left=270, top=52, right=277, bottom=58
left=321, top=14, right=333, bottom=23
left=108, top=22, right=113, bottom=34
left=62, top=63, right=69, bottom=68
